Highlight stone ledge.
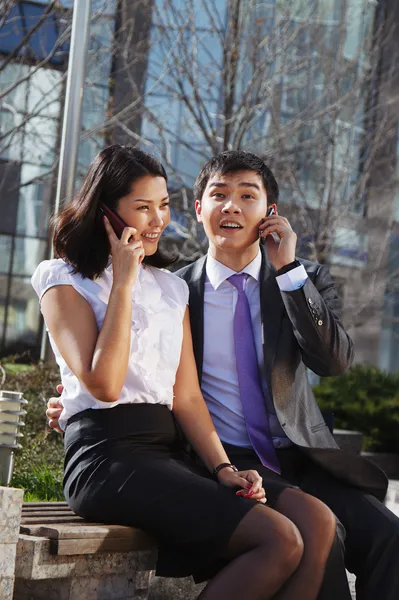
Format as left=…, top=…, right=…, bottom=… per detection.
left=15, top=534, right=156, bottom=581
left=333, top=429, right=363, bottom=454
left=0, top=486, right=23, bottom=544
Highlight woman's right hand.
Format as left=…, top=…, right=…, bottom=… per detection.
left=103, top=215, right=145, bottom=288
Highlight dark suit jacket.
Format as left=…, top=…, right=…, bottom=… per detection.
left=176, top=246, right=388, bottom=501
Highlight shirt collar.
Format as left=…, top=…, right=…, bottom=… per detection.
left=206, top=249, right=262, bottom=290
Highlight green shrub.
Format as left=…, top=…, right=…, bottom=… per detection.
left=11, top=465, right=64, bottom=502
left=0, top=355, right=64, bottom=500
left=313, top=365, right=399, bottom=453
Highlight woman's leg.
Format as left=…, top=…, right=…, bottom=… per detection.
left=198, top=504, right=304, bottom=600
left=272, top=488, right=351, bottom=600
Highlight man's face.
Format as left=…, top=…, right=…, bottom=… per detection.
left=196, top=170, right=269, bottom=253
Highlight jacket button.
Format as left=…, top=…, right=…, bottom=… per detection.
left=308, top=298, right=313, bottom=304
left=318, top=319, right=323, bottom=326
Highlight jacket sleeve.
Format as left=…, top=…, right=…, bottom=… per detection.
left=279, top=264, right=354, bottom=376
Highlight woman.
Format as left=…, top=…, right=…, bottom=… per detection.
left=33, top=145, right=348, bottom=600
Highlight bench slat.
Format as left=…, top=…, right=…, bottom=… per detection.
left=20, top=523, right=142, bottom=539
left=53, top=534, right=155, bottom=555
left=22, top=505, right=72, bottom=511
left=22, top=502, right=69, bottom=507
left=21, top=510, right=76, bottom=518
left=21, top=516, right=83, bottom=525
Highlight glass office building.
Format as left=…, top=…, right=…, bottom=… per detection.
left=0, top=1, right=116, bottom=356
left=0, top=0, right=398, bottom=367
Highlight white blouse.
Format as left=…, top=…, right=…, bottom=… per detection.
left=31, top=258, right=189, bottom=430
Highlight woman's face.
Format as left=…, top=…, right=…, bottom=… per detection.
left=116, top=175, right=170, bottom=256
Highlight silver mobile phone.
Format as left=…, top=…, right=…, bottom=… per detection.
left=259, top=207, right=279, bottom=243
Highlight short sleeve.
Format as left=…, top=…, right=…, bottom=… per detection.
left=179, top=276, right=189, bottom=306
left=31, top=259, right=92, bottom=305
left=152, top=268, right=189, bottom=310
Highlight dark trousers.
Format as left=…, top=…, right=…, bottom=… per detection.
left=224, top=443, right=399, bottom=600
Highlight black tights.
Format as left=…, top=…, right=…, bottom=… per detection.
left=198, top=489, right=351, bottom=600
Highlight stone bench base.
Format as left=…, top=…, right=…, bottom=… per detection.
left=0, top=486, right=24, bottom=600
left=14, top=534, right=156, bottom=600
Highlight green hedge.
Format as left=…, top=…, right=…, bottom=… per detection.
left=313, top=365, right=399, bottom=454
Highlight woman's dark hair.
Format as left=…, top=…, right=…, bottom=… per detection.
left=194, top=150, right=279, bottom=205
left=53, top=145, right=176, bottom=279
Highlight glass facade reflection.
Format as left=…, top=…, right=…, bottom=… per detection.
left=0, top=1, right=116, bottom=356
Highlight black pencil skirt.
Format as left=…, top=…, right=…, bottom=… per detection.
left=63, top=403, right=290, bottom=581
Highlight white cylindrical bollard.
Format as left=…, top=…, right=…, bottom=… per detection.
left=0, top=391, right=27, bottom=485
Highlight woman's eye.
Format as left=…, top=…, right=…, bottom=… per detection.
left=137, top=205, right=149, bottom=210
left=161, top=202, right=170, bottom=208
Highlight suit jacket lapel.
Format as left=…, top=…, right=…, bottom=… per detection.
left=186, top=255, right=207, bottom=384
left=260, top=245, right=285, bottom=387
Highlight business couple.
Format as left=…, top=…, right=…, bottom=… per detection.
left=42, top=146, right=399, bottom=599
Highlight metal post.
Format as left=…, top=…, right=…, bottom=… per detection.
left=40, top=0, right=91, bottom=361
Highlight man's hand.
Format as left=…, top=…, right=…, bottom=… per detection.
left=259, top=212, right=297, bottom=271
left=46, top=384, right=64, bottom=434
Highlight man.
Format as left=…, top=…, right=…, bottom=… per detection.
left=48, top=151, right=399, bottom=599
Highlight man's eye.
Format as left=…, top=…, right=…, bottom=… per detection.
left=213, top=193, right=225, bottom=198
left=242, top=194, right=254, bottom=200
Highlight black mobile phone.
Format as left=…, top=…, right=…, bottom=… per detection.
left=101, top=204, right=128, bottom=239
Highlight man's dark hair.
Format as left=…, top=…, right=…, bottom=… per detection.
left=53, top=145, right=175, bottom=279
left=194, top=150, right=279, bottom=204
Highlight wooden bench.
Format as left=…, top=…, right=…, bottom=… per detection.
left=9, top=497, right=357, bottom=600
left=19, top=501, right=155, bottom=556
left=14, top=501, right=158, bottom=600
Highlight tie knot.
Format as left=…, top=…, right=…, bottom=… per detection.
left=228, top=273, right=247, bottom=292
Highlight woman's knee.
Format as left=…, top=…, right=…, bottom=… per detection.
left=278, top=489, right=337, bottom=541
left=226, top=504, right=304, bottom=573
left=309, top=496, right=337, bottom=539
left=273, top=514, right=304, bottom=573
left=251, top=504, right=304, bottom=572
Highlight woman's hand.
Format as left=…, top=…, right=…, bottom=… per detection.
left=217, top=468, right=267, bottom=504
left=103, top=215, right=145, bottom=288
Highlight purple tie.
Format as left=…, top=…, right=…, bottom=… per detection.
left=228, top=273, right=280, bottom=474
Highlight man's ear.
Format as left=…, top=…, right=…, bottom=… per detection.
left=267, top=202, right=278, bottom=215
left=195, top=199, right=202, bottom=223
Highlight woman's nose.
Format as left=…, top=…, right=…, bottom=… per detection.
left=150, top=211, right=163, bottom=226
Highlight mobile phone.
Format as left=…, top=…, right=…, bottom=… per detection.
left=259, top=206, right=279, bottom=243
left=101, top=203, right=128, bottom=239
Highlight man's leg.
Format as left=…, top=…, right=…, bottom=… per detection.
left=298, top=457, right=399, bottom=600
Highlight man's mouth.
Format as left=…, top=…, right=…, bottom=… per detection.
left=219, top=221, right=243, bottom=230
